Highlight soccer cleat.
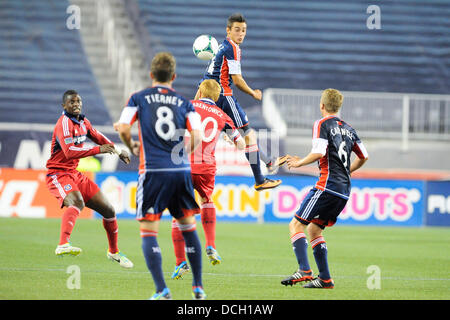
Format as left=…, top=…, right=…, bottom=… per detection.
left=149, top=288, right=172, bottom=300
left=281, top=269, right=313, bottom=286
left=107, top=251, right=134, bottom=268
left=171, top=261, right=190, bottom=279
left=254, top=178, right=282, bottom=191
left=303, top=277, right=334, bottom=289
left=206, top=246, right=222, bottom=265
left=55, top=243, right=82, bottom=257
left=266, top=155, right=289, bottom=175
left=192, top=287, right=207, bottom=300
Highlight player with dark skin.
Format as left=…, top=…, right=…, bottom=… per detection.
left=62, top=93, right=130, bottom=219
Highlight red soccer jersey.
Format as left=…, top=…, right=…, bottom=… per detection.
left=46, top=111, right=113, bottom=171
left=190, top=98, right=241, bottom=175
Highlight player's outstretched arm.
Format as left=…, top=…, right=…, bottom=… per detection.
left=231, top=74, right=261, bottom=100
left=99, top=144, right=116, bottom=155
left=286, top=153, right=323, bottom=169
left=116, top=123, right=140, bottom=157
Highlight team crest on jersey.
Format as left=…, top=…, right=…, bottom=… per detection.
left=64, top=184, right=72, bottom=191
left=158, top=88, right=168, bottom=94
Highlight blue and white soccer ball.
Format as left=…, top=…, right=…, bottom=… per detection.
left=193, top=34, right=219, bottom=61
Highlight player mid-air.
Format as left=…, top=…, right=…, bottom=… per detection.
left=116, top=52, right=207, bottom=300
left=195, top=13, right=286, bottom=191
left=280, top=89, right=368, bottom=289
left=46, top=90, right=133, bottom=268
left=171, top=79, right=245, bottom=280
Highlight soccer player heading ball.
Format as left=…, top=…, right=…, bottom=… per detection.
left=196, top=13, right=284, bottom=191
left=280, top=89, right=369, bottom=289
left=46, top=90, right=133, bottom=268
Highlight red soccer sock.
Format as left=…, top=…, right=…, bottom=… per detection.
left=201, top=203, right=216, bottom=249
left=171, top=218, right=186, bottom=265
left=102, top=217, right=119, bottom=253
left=59, top=206, right=80, bottom=245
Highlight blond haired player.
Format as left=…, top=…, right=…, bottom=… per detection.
left=171, top=79, right=245, bottom=279
left=280, top=89, right=369, bottom=289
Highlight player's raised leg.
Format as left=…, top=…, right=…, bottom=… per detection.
left=86, top=190, right=133, bottom=268
left=217, top=95, right=281, bottom=191
left=55, top=191, right=84, bottom=256
left=244, top=128, right=281, bottom=190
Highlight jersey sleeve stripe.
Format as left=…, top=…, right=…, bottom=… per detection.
left=313, top=116, right=335, bottom=138
left=312, top=119, right=321, bottom=138
left=62, top=116, right=70, bottom=137
left=118, top=106, right=138, bottom=125
left=228, top=38, right=239, bottom=60
left=69, top=145, right=95, bottom=151
left=95, top=130, right=113, bottom=144
left=353, top=141, right=369, bottom=159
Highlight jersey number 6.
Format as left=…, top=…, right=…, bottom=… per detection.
left=338, top=141, right=348, bottom=167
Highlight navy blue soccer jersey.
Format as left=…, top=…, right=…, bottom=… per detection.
left=201, top=37, right=241, bottom=96
left=311, top=115, right=368, bottom=199
left=118, top=85, right=200, bottom=173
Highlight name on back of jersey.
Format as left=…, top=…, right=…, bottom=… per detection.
left=330, top=126, right=354, bottom=140
left=145, top=94, right=184, bottom=107
left=193, top=101, right=224, bottom=117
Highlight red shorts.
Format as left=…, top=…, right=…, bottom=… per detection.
left=46, top=170, right=100, bottom=208
left=191, top=172, right=215, bottom=203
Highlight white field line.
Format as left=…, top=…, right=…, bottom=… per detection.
left=0, top=267, right=449, bottom=281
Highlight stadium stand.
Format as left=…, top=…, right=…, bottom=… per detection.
left=124, top=0, right=450, bottom=176
left=0, top=0, right=112, bottom=125
left=130, top=0, right=449, bottom=98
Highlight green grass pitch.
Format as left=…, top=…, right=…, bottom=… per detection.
left=0, top=217, right=449, bottom=300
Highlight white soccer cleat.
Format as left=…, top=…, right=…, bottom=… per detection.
left=107, top=251, right=134, bottom=268
left=55, top=243, right=82, bottom=257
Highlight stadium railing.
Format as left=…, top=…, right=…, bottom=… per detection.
left=263, top=88, right=450, bottom=151
left=96, top=0, right=145, bottom=99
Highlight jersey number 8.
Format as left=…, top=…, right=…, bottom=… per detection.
left=155, top=106, right=176, bottom=140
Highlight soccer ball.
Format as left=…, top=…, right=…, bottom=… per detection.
left=193, top=35, right=219, bottom=61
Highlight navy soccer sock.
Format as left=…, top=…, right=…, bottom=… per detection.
left=141, top=230, right=166, bottom=293
left=179, top=224, right=203, bottom=288
left=311, top=236, right=331, bottom=280
left=291, top=232, right=311, bottom=272
left=245, top=144, right=265, bottom=185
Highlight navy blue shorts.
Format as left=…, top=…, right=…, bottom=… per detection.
left=136, top=170, right=200, bottom=221
left=216, top=94, right=249, bottom=130
left=294, top=188, right=348, bottom=229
